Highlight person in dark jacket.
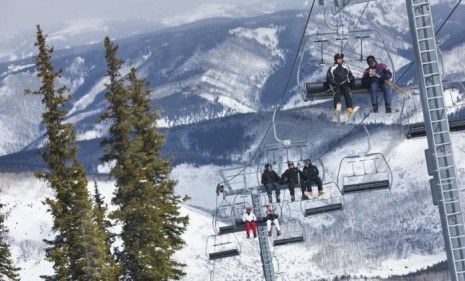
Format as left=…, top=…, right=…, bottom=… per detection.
left=326, top=53, right=355, bottom=115
left=261, top=163, right=281, bottom=203
left=281, top=161, right=303, bottom=202
left=302, top=159, right=324, bottom=198
left=363, top=55, right=393, bottom=113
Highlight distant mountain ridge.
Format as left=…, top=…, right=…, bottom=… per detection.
left=0, top=3, right=464, bottom=162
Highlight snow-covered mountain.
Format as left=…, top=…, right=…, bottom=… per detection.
left=1, top=1, right=465, bottom=280
left=0, top=3, right=464, bottom=159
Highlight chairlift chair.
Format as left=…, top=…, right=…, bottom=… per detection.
left=215, top=194, right=252, bottom=235
left=272, top=219, right=305, bottom=246
left=262, top=139, right=325, bottom=182
left=337, top=152, right=392, bottom=194
left=206, top=234, right=240, bottom=260
left=300, top=182, right=344, bottom=216
left=299, top=23, right=396, bottom=102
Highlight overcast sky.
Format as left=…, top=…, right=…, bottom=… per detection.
left=0, top=0, right=283, bottom=37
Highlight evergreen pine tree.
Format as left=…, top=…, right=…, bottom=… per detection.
left=0, top=199, right=20, bottom=281
left=93, top=181, right=114, bottom=256
left=99, top=38, right=188, bottom=280
left=26, top=25, right=119, bottom=281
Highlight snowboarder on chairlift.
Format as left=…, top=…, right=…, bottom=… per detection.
left=281, top=161, right=303, bottom=202
left=265, top=203, right=281, bottom=237
left=302, top=159, right=324, bottom=198
left=242, top=207, right=257, bottom=239
left=363, top=55, right=393, bottom=113
left=261, top=163, right=281, bottom=203
left=326, top=53, right=356, bottom=115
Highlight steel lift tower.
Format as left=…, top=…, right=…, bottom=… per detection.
left=322, top=0, right=465, bottom=279
left=406, top=0, right=465, bottom=280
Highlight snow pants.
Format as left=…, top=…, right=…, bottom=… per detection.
left=245, top=221, right=257, bottom=237
left=333, top=85, right=353, bottom=109
left=303, top=177, right=323, bottom=193
left=267, top=219, right=281, bottom=232
left=265, top=182, right=280, bottom=202
left=288, top=183, right=297, bottom=198
left=370, top=81, right=391, bottom=107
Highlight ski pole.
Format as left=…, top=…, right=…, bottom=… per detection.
left=370, top=71, right=410, bottom=97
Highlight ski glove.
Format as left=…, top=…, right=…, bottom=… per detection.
left=369, top=69, right=377, bottom=77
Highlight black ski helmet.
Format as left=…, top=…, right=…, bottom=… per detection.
left=366, top=55, right=376, bottom=63
left=265, top=163, right=272, bottom=169
left=334, top=53, right=344, bottom=62
left=287, top=161, right=294, bottom=167
left=304, top=159, right=311, bottom=165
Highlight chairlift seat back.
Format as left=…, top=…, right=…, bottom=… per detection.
left=305, top=78, right=370, bottom=100
left=208, top=248, right=240, bottom=260
left=407, top=119, right=465, bottom=139
left=343, top=179, right=390, bottom=194
left=304, top=202, right=343, bottom=216
left=273, top=236, right=304, bottom=246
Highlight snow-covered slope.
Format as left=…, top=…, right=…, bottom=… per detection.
left=3, top=125, right=465, bottom=280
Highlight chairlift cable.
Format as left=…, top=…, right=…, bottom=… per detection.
left=225, top=0, right=318, bottom=182
left=342, top=0, right=371, bottom=51
left=395, top=0, right=463, bottom=85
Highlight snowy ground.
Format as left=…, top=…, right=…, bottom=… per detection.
left=3, top=126, right=465, bottom=280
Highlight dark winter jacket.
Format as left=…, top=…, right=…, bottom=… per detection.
left=326, top=63, right=355, bottom=87
left=302, top=164, right=320, bottom=180
left=363, top=63, right=392, bottom=83
left=281, top=167, right=303, bottom=187
left=261, top=170, right=280, bottom=185
left=266, top=209, right=278, bottom=220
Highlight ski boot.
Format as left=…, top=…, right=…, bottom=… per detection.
left=386, top=105, right=392, bottom=113
left=277, top=230, right=281, bottom=236
left=372, top=104, right=378, bottom=113
left=291, top=195, right=295, bottom=202
left=346, top=107, right=353, bottom=116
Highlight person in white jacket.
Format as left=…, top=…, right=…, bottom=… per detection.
left=242, top=207, right=257, bottom=238
left=265, top=204, right=281, bottom=237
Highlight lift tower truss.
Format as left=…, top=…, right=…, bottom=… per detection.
left=252, top=190, right=275, bottom=281
left=406, top=1, right=465, bottom=280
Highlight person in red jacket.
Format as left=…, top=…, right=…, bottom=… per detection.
left=242, top=207, right=257, bottom=238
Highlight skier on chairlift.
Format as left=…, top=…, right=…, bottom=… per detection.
left=302, top=159, right=324, bottom=199
left=242, top=207, right=257, bottom=239
left=363, top=55, right=393, bottom=113
left=261, top=163, right=281, bottom=203
left=281, top=161, right=303, bottom=202
left=265, top=203, right=281, bottom=237
left=326, top=53, right=356, bottom=116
